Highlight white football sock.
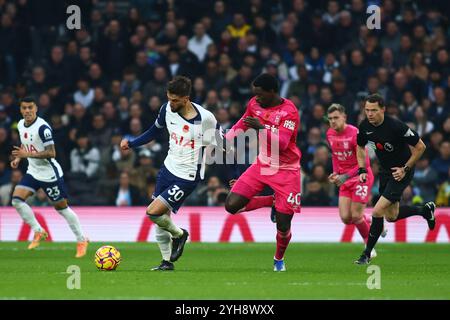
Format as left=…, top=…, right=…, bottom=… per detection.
left=12, top=198, right=44, bottom=233
left=57, top=207, right=85, bottom=242
left=155, top=225, right=172, bottom=261
left=150, top=214, right=183, bottom=238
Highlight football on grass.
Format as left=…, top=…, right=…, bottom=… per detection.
left=95, top=245, right=121, bottom=271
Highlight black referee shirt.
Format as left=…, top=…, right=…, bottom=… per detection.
left=357, top=115, right=420, bottom=172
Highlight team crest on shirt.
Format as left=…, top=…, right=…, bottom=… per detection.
left=24, top=132, right=28, bottom=139
left=343, top=141, right=349, bottom=149
left=274, top=114, right=281, bottom=125
left=183, top=125, right=190, bottom=133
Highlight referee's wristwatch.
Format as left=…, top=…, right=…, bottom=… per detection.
left=403, top=165, right=411, bottom=173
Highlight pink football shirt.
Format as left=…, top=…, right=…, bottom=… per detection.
left=226, top=97, right=301, bottom=170
left=326, top=124, right=371, bottom=176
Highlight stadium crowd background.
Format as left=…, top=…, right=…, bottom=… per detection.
left=0, top=0, right=449, bottom=208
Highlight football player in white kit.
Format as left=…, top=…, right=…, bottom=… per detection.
left=121, top=76, right=225, bottom=271
left=11, top=97, right=89, bottom=257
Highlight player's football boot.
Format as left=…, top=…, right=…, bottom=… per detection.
left=273, top=258, right=286, bottom=272
left=151, top=260, right=174, bottom=271
left=28, top=230, right=48, bottom=249
left=424, top=202, right=436, bottom=230
left=75, top=238, right=89, bottom=258
left=354, top=253, right=371, bottom=265
left=370, top=248, right=377, bottom=259
left=170, top=228, right=189, bottom=262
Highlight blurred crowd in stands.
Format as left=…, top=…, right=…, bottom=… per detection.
left=0, top=0, right=449, bottom=207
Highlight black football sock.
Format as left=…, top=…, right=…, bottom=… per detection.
left=394, top=205, right=425, bottom=221
left=364, top=216, right=384, bottom=257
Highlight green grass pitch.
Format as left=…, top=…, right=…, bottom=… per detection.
left=1, top=242, right=449, bottom=299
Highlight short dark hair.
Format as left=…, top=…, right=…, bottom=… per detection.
left=20, top=96, right=36, bottom=104
left=167, top=76, right=192, bottom=97
left=327, top=103, right=346, bottom=114
left=252, top=73, right=279, bottom=92
left=365, top=93, right=385, bottom=108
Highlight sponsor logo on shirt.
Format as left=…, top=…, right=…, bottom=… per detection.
left=384, top=142, right=394, bottom=152
left=283, top=120, right=295, bottom=131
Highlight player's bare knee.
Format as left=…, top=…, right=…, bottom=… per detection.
left=276, top=221, right=291, bottom=233
left=277, top=224, right=290, bottom=233
left=224, top=198, right=239, bottom=214
left=148, top=214, right=162, bottom=222
left=372, top=210, right=384, bottom=218
left=54, top=200, right=67, bottom=210
left=352, top=216, right=364, bottom=224
left=341, top=217, right=352, bottom=225
left=225, top=204, right=239, bottom=214
left=385, top=216, right=396, bottom=223
left=146, top=210, right=160, bottom=219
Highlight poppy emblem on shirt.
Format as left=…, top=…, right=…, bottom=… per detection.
left=24, top=132, right=28, bottom=139
left=183, top=125, right=190, bottom=133
left=263, top=113, right=270, bottom=120
left=376, top=142, right=384, bottom=150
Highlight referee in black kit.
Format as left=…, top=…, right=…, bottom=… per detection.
left=354, top=93, right=436, bottom=264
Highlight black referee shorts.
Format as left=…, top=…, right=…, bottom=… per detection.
left=379, top=168, right=414, bottom=203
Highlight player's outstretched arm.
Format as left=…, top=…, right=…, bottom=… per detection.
left=125, top=124, right=162, bottom=149
left=12, top=144, right=56, bottom=159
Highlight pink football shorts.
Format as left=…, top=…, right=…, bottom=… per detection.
left=231, top=163, right=301, bottom=214
left=339, top=172, right=374, bottom=204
